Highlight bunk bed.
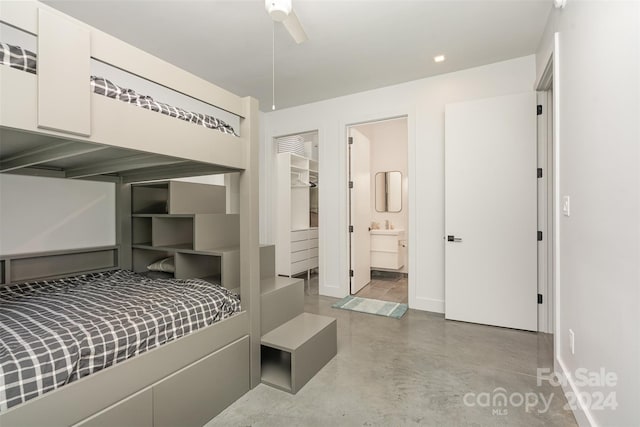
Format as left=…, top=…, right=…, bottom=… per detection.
left=0, top=1, right=261, bottom=426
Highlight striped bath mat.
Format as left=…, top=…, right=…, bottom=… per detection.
left=332, top=295, right=408, bottom=319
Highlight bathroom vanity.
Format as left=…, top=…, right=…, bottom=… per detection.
left=370, top=229, right=405, bottom=270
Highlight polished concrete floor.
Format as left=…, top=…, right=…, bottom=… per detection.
left=355, top=271, right=408, bottom=303
left=208, top=276, right=577, bottom=426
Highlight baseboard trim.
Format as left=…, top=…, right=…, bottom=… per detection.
left=556, top=356, right=598, bottom=427
left=319, top=285, right=348, bottom=299
left=410, top=296, right=444, bottom=313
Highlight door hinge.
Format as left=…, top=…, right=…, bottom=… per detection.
left=349, top=181, right=353, bottom=189
left=538, top=293, right=543, bottom=304
left=348, top=136, right=354, bottom=145
left=349, top=225, right=354, bottom=233
left=537, top=168, right=543, bottom=178
left=349, top=269, right=354, bottom=277
left=537, top=105, right=543, bottom=115
left=538, top=231, right=543, bottom=241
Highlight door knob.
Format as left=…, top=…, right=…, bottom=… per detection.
left=447, top=235, right=463, bottom=242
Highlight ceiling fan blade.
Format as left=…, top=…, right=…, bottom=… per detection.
left=282, top=9, right=308, bottom=44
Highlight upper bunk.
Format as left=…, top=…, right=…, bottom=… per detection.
left=0, top=1, right=255, bottom=182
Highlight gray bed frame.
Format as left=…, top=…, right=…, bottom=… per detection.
left=0, top=2, right=262, bottom=425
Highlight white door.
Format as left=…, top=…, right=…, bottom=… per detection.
left=445, top=92, right=537, bottom=331
left=349, top=128, right=371, bottom=294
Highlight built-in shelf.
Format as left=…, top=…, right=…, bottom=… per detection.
left=260, top=347, right=292, bottom=392
left=131, top=181, right=225, bottom=215
left=131, top=243, right=239, bottom=257
left=131, top=181, right=240, bottom=290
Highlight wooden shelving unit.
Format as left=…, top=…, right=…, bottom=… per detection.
left=276, top=148, right=320, bottom=277
left=131, top=181, right=239, bottom=290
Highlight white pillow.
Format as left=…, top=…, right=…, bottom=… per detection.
left=147, top=256, right=175, bottom=273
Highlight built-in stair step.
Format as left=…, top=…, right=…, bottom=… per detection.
left=260, top=313, right=337, bottom=394
left=260, top=276, right=304, bottom=335
left=260, top=244, right=275, bottom=279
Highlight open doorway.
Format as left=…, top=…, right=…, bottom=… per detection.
left=348, top=117, right=408, bottom=304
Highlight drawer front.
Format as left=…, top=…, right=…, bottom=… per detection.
left=309, top=247, right=318, bottom=258
left=308, top=256, right=319, bottom=269
left=291, top=249, right=308, bottom=263
left=153, top=336, right=250, bottom=427
left=371, top=251, right=402, bottom=270
left=75, top=389, right=152, bottom=427
left=308, top=228, right=319, bottom=239
left=370, top=235, right=400, bottom=253
left=291, top=230, right=308, bottom=242
left=308, top=238, right=319, bottom=249
left=291, top=259, right=308, bottom=274
left=291, top=240, right=308, bottom=252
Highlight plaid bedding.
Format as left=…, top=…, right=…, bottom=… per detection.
left=0, top=43, right=36, bottom=74
left=0, top=270, right=241, bottom=412
left=0, top=42, right=238, bottom=136
left=90, top=76, right=239, bottom=136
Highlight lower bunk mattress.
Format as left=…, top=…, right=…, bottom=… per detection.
left=0, top=269, right=241, bottom=412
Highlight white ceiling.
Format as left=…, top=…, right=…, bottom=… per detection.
left=44, top=0, right=551, bottom=112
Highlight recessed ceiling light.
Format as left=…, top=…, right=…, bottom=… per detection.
left=434, top=55, right=446, bottom=63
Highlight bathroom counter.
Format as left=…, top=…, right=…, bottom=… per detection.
left=370, top=229, right=405, bottom=236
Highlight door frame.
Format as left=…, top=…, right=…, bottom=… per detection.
left=536, top=44, right=557, bottom=335
left=347, top=126, right=372, bottom=294
left=346, top=116, right=409, bottom=297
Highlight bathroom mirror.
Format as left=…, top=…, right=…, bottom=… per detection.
left=375, top=171, right=402, bottom=212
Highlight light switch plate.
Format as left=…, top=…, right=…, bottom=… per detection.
left=562, top=196, right=570, bottom=217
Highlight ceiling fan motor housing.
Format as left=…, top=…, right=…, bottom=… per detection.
left=265, top=0, right=292, bottom=22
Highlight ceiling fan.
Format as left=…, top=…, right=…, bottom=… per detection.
left=265, top=0, right=308, bottom=44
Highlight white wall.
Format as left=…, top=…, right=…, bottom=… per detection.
left=261, top=55, right=536, bottom=310
left=354, top=118, right=409, bottom=273
left=0, top=174, right=116, bottom=255
left=536, top=2, right=639, bottom=426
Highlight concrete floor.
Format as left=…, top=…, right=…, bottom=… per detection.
left=208, top=276, right=577, bottom=426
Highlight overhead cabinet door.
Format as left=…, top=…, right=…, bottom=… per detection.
left=38, top=8, right=91, bottom=136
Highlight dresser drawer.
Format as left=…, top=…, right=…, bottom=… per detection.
left=291, top=240, right=308, bottom=252
left=291, top=259, right=308, bottom=274
left=291, top=230, right=308, bottom=242
left=308, top=256, right=319, bottom=269
left=309, top=247, right=318, bottom=258
left=308, top=238, right=319, bottom=249
left=308, top=228, right=319, bottom=239
left=291, top=249, right=308, bottom=263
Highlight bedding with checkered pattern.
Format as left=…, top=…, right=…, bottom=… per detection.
left=0, top=270, right=241, bottom=412
left=0, top=43, right=36, bottom=74
left=90, top=76, right=239, bottom=136
left=0, top=42, right=238, bottom=136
